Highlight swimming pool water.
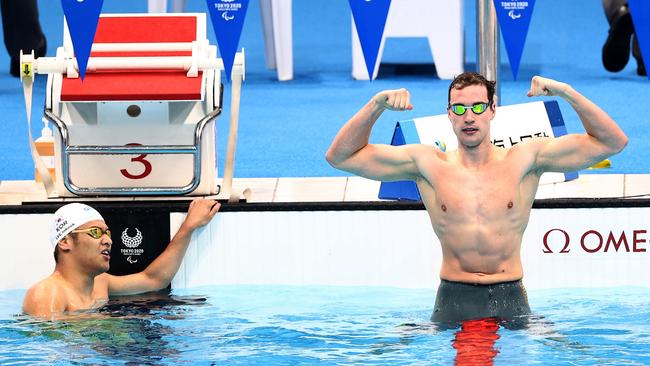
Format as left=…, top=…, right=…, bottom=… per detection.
left=1, top=285, right=649, bottom=365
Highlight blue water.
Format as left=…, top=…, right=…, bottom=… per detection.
left=1, top=285, right=649, bottom=365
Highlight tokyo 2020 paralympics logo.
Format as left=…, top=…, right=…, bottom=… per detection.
left=120, top=227, right=145, bottom=265
left=499, top=1, right=529, bottom=20
left=542, top=228, right=648, bottom=254
left=216, top=0, right=243, bottom=21
left=121, top=228, right=143, bottom=248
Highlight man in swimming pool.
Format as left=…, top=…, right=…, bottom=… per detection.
left=22, top=199, right=220, bottom=319
left=326, top=73, right=628, bottom=323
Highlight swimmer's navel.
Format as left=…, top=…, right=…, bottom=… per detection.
left=507, top=201, right=513, bottom=209
left=441, top=204, right=447, bottom=212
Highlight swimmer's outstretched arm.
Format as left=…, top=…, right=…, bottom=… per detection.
left=326, top=89, right=424, bottom=181
left=527, top=76, right=628, bottom=172
left=102, top=199, right=220, bottom=296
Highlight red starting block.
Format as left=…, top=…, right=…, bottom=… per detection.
left=33, top=13, right=244, bottom=197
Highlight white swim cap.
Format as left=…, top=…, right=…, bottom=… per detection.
left=49, top=203, right=104, bottom=248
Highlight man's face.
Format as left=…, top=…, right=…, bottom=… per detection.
left=448, top=84, right=495, bottom=149
left=69, top=220, right=112, bottom=275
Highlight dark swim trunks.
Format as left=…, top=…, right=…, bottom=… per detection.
left=431, top=279, right=531, bottom=325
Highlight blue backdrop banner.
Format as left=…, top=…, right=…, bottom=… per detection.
left=493, top=0, right=535, bottom=80
left=629, top=0, right=650, bottom=80
left=349, top=0, right=391, bottom=80
left=206, top=0, right=249, bottom=82
left=61, top=0, right=104, bottom=80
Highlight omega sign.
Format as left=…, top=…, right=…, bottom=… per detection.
left=543, top=228, right=648, bottom=254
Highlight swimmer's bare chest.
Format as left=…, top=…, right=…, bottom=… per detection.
left=421, top=156, right=528, bottom=222
left=415, top=155, right=536, bottom=282
left=418, top=157, right=535, bottom=249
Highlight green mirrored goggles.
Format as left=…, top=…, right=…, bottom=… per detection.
left=449, top=102, right=490, bottom=116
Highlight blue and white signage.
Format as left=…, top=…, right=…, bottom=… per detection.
left=206, top=0, right=249, bottom=82
left=349, top=0, right=391, bottom=81
left=493, top=0, right=535, bottom=80
left=61, top=0, right=104, bottom=80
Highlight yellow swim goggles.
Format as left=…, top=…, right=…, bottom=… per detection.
left=72, top=227, right=112, bottom=239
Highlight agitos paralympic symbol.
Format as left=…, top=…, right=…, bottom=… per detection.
left=542, top=229, right=648, bottom=254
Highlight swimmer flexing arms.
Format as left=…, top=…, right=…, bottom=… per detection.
left=23, top=199, right=220, bottom=319
left=326, top=73, right=627, bottom=323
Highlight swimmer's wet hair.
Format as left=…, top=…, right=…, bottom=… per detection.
left=448, top=72, right=496, bottom=106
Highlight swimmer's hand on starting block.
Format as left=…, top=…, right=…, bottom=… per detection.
left=527, top=75, right=568, bottom=98
left=373, top=88, right=413, bottom=111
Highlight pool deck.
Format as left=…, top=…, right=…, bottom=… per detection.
left=0, top=174, right=649, bottom=205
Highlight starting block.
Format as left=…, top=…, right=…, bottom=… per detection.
left=379, top=101, right=579, bottom=200
left=22, top=13, right=245, bottom=197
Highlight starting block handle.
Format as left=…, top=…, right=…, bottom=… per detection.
left=43, top=106, right=223, bottom=196
left=20, top=49, right=245, bottom=78
left=221, top=68, right=243, bottom=200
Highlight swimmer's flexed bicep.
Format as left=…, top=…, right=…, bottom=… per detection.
left=526, top=75, right=628, bottom=172
left=327, top=88, right=416, bottom=180
left=338, top=143, right=424, bottom=181
left=532, top=133, right=619, bottom=173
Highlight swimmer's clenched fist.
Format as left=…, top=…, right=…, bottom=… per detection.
left=372, top=88, right=413, bottom=111
left=527, top=75, right=568, bottom=97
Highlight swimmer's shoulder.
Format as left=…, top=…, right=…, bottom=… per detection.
left=22, top=276, right=68, bottom=317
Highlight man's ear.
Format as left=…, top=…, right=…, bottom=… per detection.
left=57, top=235, right=74, bottom=251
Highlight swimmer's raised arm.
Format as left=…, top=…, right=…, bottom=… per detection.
left=326, top=89, right=422, bottom=181
left=526, top=76, right=628, bottom=172
left=103, top=199, right=220, bottom=296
